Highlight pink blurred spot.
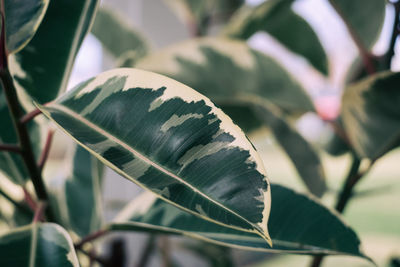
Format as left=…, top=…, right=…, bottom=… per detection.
left=314, top=95, right=341, bottom=121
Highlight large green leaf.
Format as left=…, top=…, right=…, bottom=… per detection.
left=2, top=0, right=49, bottom=54
left=223, top=0, right=328, bottom=74
left=48, top=145, right=103, bottom=237
left=251, top=100, right=326, bottom=197
left=135, top=37, right=315, bottom=132
left=0, top=223, right=79, bottom=267
left=0, top=85, right=40, bottom=185
left=111, top=183, right=366, bottom=258
left=329, top=0, right=385, bottom=50
left=38, top=68, right=272, bottom=243
left=91, top=7, right=150, bottom=62
left=341, top=71, right=400, bottom=159
left=9, top=0, right=99, bottom=103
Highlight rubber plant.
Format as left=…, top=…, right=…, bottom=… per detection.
left=0, top=0, right=398, bottom=266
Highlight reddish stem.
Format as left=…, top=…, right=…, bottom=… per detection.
left=0, top=143, right=21, bottom=153
left=75, top=229, right=109, bottom=250
left=33, top=201, right=46, bottom=222
left=21, top=108, right=42, bottom=124
left=23, top=187, right=37, bottom=211
left=38, top=129, right=55, bottom=172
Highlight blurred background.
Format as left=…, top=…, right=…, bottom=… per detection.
left=20, top=0, right=400, bottom=266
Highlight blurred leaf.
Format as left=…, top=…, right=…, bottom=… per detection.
left=181, top=241, right=233, bottom=267
left=341, top=71, right=400, bottom=159
left=91, top=7, right=150, bottom=62
left=48, top=145, right=103, bottom=237
left=345, top=56, right=387, bottom=85
left=329, top=0, right=385, bottom=50
left=0, top=223, right=79, bottom=267
left=135, top=37, right=315, bottom=132
left=252, top=100, right=326, bottom=197
left=37, top=68, right=272, bottom=243
left=9, top=0, right=99, bottom=103
left=111, top=183, right=367, bottom=258
left=0, top=85, right=40, bottom=185
left=3, top=0, right=49, bottom=53
left=224, top=0, right=328, bottom=74
left=164, top=0, right=244, bottom=35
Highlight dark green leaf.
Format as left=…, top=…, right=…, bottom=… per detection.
left=0, top=223, right=79, bottom=267
left=38, top=68, right=272, bottom=243
left=3, top=0, right=49, bottom=53
left=252, top=101, right=326, bottom=197
left=111, top=183, right=366, bottom=258
left=48, top=145, right=103, bottom=237
left=91, top=7, right=150, bottom=62
left=9, top=0, right=99, bottom=103
left=329, top=0, right=385, bottom=49
left=224, top=0, right=328, bottom=74
left=341, top=71, right=400, bottom=159
left=0, top=85, right=40, bottom=185
left=135, top=37, right=315, bottom=132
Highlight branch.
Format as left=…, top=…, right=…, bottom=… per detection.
left=0, top=143, right=21, bottom=153
left=0, top=188, right=32, bottom=216
left=33, top=201, right=46, bottom=222
left=0, top=68, right=54, bottom=222
left=38, top=129, right=55, bottom=172
left=21, top=108, right=42, bottom=124
left=75, top=229, right=109, bottom=250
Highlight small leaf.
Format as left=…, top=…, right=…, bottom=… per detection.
left=111, top=183, right=367, bottom=258
left=0, top=223, right=79, bottom=267
left=3, top=0, right=49, bottom=53
left=329, top=0, right=385, bottom=50
left=135, top=37, right=314, bottom=131
left=223, top=0, right=328, bottom=74
left=48, top=145, right=104, bottom=237
left=9, top=0, right=99, bottom=103
left=0, top=85, right=40, bottom=185
left=341, top=71, right=400, bottom=159
left=38, top=68, right=272, bottom=243
left=252, top=100, right=326, bottom=197
left=91, top=7, right=150, bottom=62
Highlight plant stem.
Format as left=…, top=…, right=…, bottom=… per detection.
left=20, top=108, right=42, bottom=124
left=310, top=154, right=374, bottom=267
left=136, top=235, right=156, bottom=267
left=0, top=143, right=21, bottom=153
left=38, top=129, right=55, bottom=171
left=0, top=188, right=32, bottom=216
left=75, top=229, right=109, bottom=250
left=33, top=201, right=46, bottom=222
left=0, top=68, right=54, bottom=221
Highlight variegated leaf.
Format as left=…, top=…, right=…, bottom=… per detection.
left=0, top=223, right=79, bottom=267
left=329, top=0, right=385, bottom=50
left=91, top=7, right=150, bottom=62
left=38, top=68, right=272, bottom=243
left=223, top=0, right=328, bottom=74
left=0, top=85, right=40, bottom=185
left=341, top=71, right=400, bottom=159
left=48, top=145, right=104, bottom=237
left=135, top=37, right=314, bottom=132
left=2, top=0, right=49, bottom=53
left=10, top=0, right=99, bottom=103
left=111, top=184, right=366, bottom=258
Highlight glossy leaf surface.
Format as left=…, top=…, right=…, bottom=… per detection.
left=252, top=101, right=326, bottom=197
left=48, top=145, right=103, bottom=237
left=329, top=0, right=385, bottom=49
left=38, top=68, right=271, bottom=242
left=10, top=0, right=99, bottom=103
left=3, top=0, right=49, bottom=53
left=0, top=86, right=40, bottom=184
left=0, top=223, right=79, bottom=267
left=224, top=0, right=328, bottom=74
left=91, top=7, right=150, bottom=62
left=342, top=72, right=400, bottom=159
left=111, top=184, right=365, bottom=257
left=135, top=37, right=314, bottom=131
